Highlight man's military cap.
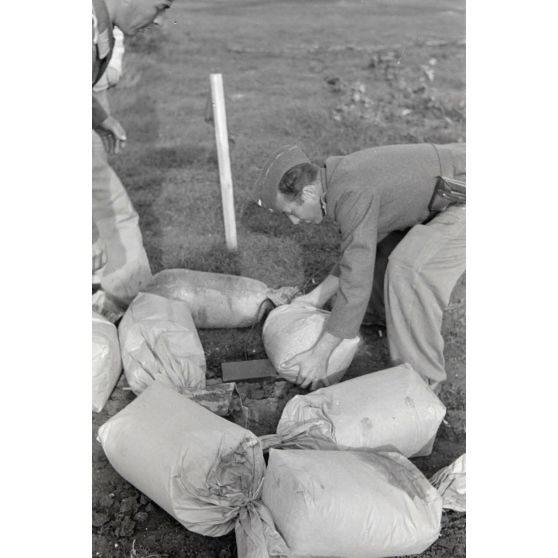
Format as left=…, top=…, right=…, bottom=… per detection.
left=255, top=145, right=310, bottom=211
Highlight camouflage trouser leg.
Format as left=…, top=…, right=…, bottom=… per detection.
left=92, top=130, right=152, bottom=305
left=384, top=206, right=465, bottom=385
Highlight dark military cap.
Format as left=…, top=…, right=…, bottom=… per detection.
left=255, top=145, right=310, bottom=211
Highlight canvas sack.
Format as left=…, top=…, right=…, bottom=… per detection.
left=97, top=382, right=290, bottom=558
left=262, top=302, right=360, bottom=386
left=146, top=269, right=297, bottom=328
left=118, top=292, right=206, bottom=395
left=92, top=311, right=122, bottom=412
left=262, top=448, right=442, bottom=558
left=261, top=364, right=445, bottom=457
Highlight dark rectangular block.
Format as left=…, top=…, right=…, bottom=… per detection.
left=221, top=359, right=278, bottom=382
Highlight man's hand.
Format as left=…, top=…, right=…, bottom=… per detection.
left=92, top=237, right=107, bottom=273
left=281, top=330, right=341, bottom=390
left=105, top=66, right=122, bottom=88
left=282, top=346, right=331, bottom=391
left=291, top=291, right=320, bottom=307
left=95, top=115, right=127, bottom=155
left=281, top=330, right=342, bottom=391
left=292, top=275, right=340, bottom=309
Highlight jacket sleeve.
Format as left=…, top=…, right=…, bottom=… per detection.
left=325, top=188, right=380, bottom=339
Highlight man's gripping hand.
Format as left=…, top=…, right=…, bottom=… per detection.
left=95, top=115, right=127, bottom=155
left=281, top=330, right=342, bottom=391
left=282, top=347, right=330, bottom=391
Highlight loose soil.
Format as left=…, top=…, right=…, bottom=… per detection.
left=93, top=1, right=465, bottom=556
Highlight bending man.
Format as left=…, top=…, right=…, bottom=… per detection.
left=255, top=143, right=465, bottom=391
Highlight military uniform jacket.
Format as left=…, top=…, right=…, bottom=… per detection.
left=323, top=142, right=466, bottom=339
left=92, top=0, right=115, bottom=127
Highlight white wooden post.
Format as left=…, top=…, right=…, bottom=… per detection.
left=209, top=73, right=237, bottom=251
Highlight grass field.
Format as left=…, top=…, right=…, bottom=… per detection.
left=93, top=1, right=466, bottom=556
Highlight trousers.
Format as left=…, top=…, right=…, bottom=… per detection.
left=383, top=205, right=466, bottom=385
left=92, top=130, right=152, bottom=304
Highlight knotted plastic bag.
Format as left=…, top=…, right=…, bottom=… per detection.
left=97, top=382, right=290, bottom=558
left=260, top=364, right=446, bottom=457
left=262, top=448, right=442, bottom=558
left=92, top=311, right=122, bottom=412
left=118, top=292, right=206, bottom=395
left=145, top=268, right=297, bottom=329
left=262, top=302, right=360, bottom=386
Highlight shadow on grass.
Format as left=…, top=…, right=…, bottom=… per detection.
left=107, top=26, right=188, bottom=274
left=141, top=143, right=217, bottom=169
left=181, top=242, right=243, bottom=275
left=110, top=92, right=165, bottom=271
left=114, top=92, right=161, bottom=145
left=240, top=199, right=327, bottom=241
left=125, top=25, right=165, bottom=56
left=240, top=200, right=339, bottom=289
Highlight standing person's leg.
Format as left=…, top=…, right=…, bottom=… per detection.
left=92, top=131, right=152, bottom=305
left=384, top=206, right=465, bottom=386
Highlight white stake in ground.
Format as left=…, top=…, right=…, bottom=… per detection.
left=209, top=73, right=237, bottom=251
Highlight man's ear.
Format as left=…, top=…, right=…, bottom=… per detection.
left=301, top=183, right=319, bottom=202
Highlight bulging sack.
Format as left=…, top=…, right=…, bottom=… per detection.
left=261, top=363, right=446, bottom=457
left=118, top=292, right=206, bottom=395
left=92, top=311, right=122, bottom=412
left=145, top=269, right=297, bottom=329
left=262, top=448, right=442, bottom=558
left=262, top=303, right=360, bottom=386
left=97, top=382, right=290, bottom=558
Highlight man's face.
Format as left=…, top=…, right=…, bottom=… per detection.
left=275, top=186, right=324, bottom=225
left=118, top=0, right=174, bottom=36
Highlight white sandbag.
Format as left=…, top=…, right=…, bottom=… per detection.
left=97, top=382, right=290, bottom=558
left=145, top=268, right=297, bottom=328
left=430, top=453, right=466, bottom=512
left=262, top=302, right=360, bottom=386
left=261, top=363, right=445, bottom=457
left=263, top=449, right=442, bottom=558
left=92, top=311, right=122, bottom=412
left=118, top=292, right=206, bottom=395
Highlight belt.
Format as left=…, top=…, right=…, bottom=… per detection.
left=428, top=175, right=466, bottom=215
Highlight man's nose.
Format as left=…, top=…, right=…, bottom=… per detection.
left=288, top=215, right=301, bottom=225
